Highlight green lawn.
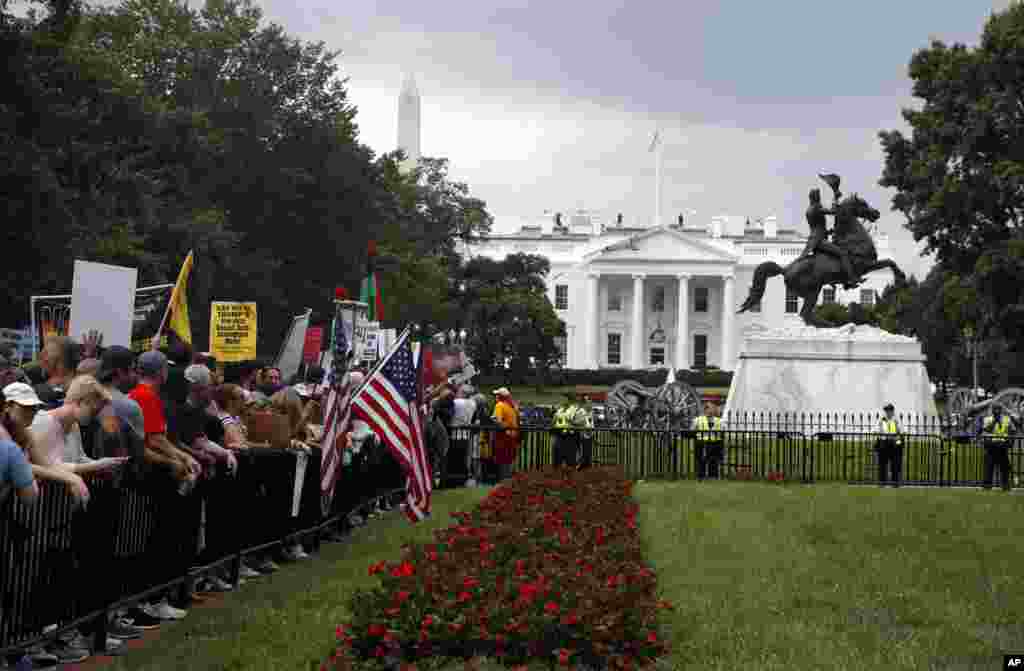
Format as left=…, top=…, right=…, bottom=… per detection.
left=106, top=480, right=1024, bottom=671
left=639, top=481, right=1024, bottom=671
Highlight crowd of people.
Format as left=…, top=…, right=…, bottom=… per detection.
left=0, top=331, right=533, bottom=668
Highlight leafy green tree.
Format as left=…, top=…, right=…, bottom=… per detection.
left=879, top=4, right=1024, bottom=348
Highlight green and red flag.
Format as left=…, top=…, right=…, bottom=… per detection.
left=360, top=240, right=384, bottom=322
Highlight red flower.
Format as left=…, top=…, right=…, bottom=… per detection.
left=385, top=607, right=401, bottom=617
left=544, top=601, right=559, bottom=615
left=372, top=645, right=386, bottom=658
left=647, top=631, right=658, bottom=643
left=457, top=591, right=473, bottom=603
left=558, top=649, right=573, bottom=666
left=335, top=625, right=347, bottom=638
left=368, top=560, right=386, bottom=576
left=396, top=590, right=411, bottom=603
left=561, top=612, right=579, bottom=626
left=421, top=615, right=434, bottom=627
left=463, top=577, right=479, bottom=590
left=514, top=560, right=527, bottom=576
left=368, top=623, right=386, bottom=637
left=449, top=622, right=464, bottom=633
left=390, top=561, right=415, bottom=577
left=595, top=527, right=606, bottom=546
left=427, top=551, right=439, bottom=562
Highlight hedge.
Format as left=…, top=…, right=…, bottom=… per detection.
left=475, top=368, right=733, bottom=389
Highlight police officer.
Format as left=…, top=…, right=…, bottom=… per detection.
left=577, top=394, right=595, bottom=469
left=979, top=403, right=1019, bottom=491
left=692, top=399, right=724, bottom=480
left=552, top=392, right=587, bottom=467
left=875, top=403, right=903, bottom=487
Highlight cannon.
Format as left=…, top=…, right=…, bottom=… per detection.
left=943, top=387, right=1024, bottom=434
left=603, top=376, right=702, bottom=430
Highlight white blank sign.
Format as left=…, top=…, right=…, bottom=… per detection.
left=70, top=260, right=138, bottom=347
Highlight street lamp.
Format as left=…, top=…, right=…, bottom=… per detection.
left=962, top=325, right=979, bottom=402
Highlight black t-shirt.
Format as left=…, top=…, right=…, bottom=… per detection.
left=34, top=383, right=66, bottom=410
left=162, top=366, right=189, bottom=407
left=167, top=399, right=225, bottom=448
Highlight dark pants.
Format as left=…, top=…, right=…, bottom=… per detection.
left=579, top=437, right=593, bottom=468
left=553, top=433, right=580, bottom=467
left=443, top=439, right=469, bottom=488
left=876, top=441, right=903, bottom=485
left=983, top=440, right=1012, bottom=490
left=695, top=441, right=723, bottom=479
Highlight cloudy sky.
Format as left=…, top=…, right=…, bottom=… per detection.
left=229, top=2, right=1012, bottom=277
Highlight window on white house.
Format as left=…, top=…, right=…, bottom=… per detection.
left=785, top=288, right=799, bottom=313
left=693, top=334, right=708, bottom=368
left=607, top=292, right=622, bottom=312
left=555, top=285, right=568, bottom=311
left=652, top=286, right=665, bottom=313
left=822, top=287, right=836, bottom=304
left=607, top=333, right=621, bottom=365
left=749, top=299, right=761, bottom=313
left=860, top=289, right=874, bottom=306
left=694, top=287, right=709, bottom=313
left=650, top=347, right=665, bottom=366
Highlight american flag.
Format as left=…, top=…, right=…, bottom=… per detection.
left=352, top=328, right=431, bottom=522
left=320, top=314, right=354, bottom=507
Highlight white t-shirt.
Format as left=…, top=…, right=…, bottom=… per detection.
left=452, top=398, right=477, bottom=428
left=29, top=411, right=91, bottom=466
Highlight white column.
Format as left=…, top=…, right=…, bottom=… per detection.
left=587, top=273, right=600, bottom=368
left=675, top=273, right=690, bottom=369
left=720, top=273, right=735, bottom=370
left=631, top=273, right=645, bottom=369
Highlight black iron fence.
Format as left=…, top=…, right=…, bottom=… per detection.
left=454, top=413, right=1024, bottom=487
left=0, top=447, right=405, bottom=657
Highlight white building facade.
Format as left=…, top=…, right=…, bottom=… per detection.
left=463, top=212, right=896, bottom=372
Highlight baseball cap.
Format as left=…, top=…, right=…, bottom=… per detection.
left=883, top=403, right=895, bottom=412
left=97, top=346, right=136, bottom=383
left=137, top=350, right=169, bottom=377
left=184, top=364, right=212, bottom=385
left=3, top=382, right=45, bottom=407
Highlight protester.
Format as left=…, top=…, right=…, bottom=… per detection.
left=89, top=346, right=147, bottom=460
left=170, top=365, right=238, bottom=477
left=491, top=387, right=521, bottom=481
left=35, top=335, right=80, bottom=409
left=76, top=358, right=101, bottom=377
left=0, top=348, right=25, bottom=388
left=0, top=412, right=37, bottom=504
left=449, top=386, right=476, bottom=486
left=210, top=384, right=250, bottom=450
left=129, top=350, right=200, bottom=488
left=2, top=383, right=90, bottom=504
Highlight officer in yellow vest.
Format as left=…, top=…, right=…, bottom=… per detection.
left=691, top=399, right=724, bottom=480
left=875, top=403, right=903, bottom=487
left=552, top=392, right=587, bottom=467
left=980, top=403, right=1018, bottom=491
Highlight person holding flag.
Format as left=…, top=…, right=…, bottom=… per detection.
left=152, top=251, right=193, bottom=350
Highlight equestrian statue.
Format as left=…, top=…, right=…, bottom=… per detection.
left=737, top=174, right=907, bottom=328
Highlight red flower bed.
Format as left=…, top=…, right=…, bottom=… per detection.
left=323, top=466, right=672, bottom=670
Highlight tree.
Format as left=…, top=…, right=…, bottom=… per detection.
left=879, top=4, right=1024, bottom=349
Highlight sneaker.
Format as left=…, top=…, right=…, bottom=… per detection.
left=466, top=479, right=477, bottom=487
left=93, top=636, right=124, bottom=655
left=146, top=599, right=187, bottom=621
left=109, top=618, right=144, bottom=640
left=205, top=575, right=234, bottom=592
left=123, top=607, right=162, bottom=630
left=254, top=559, right=279, bottom=574
left=239, top=563, right=262, bottom=579
left=24, top=646, right=58, bottom=667
left=45, top=641, right=88, bottom=665
left=290, top=544, right=310, bottom=560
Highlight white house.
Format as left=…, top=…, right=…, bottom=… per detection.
left=461, top=211, right=896, bottom=372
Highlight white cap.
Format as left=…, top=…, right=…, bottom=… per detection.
left=184, top=364, right=212, bottom=385
left=3, top=382, right=45, bottom=407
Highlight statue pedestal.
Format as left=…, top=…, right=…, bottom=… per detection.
left=724, top=323, right=936, bottom=429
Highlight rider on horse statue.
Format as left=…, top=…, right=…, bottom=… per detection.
left=800, top=175, right=859, bottom=291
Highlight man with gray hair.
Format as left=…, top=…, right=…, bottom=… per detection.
left=170, top=364, right=237, bottom=476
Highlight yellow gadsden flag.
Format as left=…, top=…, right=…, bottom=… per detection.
left=166, top=251, right=194, bottom=346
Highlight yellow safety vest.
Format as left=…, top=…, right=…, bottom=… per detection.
left=553, top=405, right=577, bottom=433
left=880, top=419, right=902, bottom=445
left=984, top=415, right=1011, bottom=442
left=694, top=416, right=722, bottom=442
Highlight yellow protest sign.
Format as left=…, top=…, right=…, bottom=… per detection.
left=209, top=302, right=258, bottom=363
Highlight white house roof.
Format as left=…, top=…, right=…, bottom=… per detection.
left=582, top=225, right=741, bottom=264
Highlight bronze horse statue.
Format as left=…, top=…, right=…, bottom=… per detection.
left=737, top=193, right=907, bottom=327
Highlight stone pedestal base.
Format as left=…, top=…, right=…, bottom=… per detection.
left=724, top=323, right=936, bottom=425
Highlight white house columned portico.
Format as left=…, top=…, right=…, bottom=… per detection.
left=461, top=213, right=897, bottom=372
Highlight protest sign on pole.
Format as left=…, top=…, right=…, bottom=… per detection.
left=361, top=322, right=381, bottom=363
left=209, top=302, right=258, bottom=363
left=131, top=284, right=174, bottom=352
left=70, top=260, right=138, bottom=347
left=30, top=294, right=72, bottom=356
left=274, top=309, right=311, bottom=382
left=302, top=326, right=324, bottom=364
